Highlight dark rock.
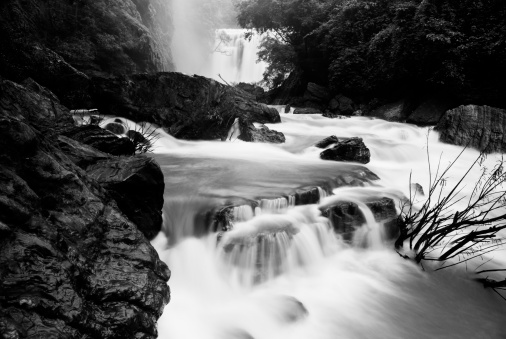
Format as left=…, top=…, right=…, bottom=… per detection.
left=294, top=187, right=322, bottom=205
left=315, top=135, right=339, bottom=149
left=63, top=125, right=136, bottom=156
left=293, top=107, right=323, bottom=115
left=91, top=72, right=281, bottom=141
left=406, top=97, right=455, bottom=126
left=322, top=197, right=399, bottom=241
left=322, top=112, right=348, bottom=119
left=21, top=78, right=60, bottom=103
left=104, top=122, right=126, bottom=135
left=86, top=156, right=165, bottom=239
left=329, top=94, right=354, bottom=115
left=239, top=123, right=286, bottom=144
left=127, top=130, right=152, bottom=151
left=235, top=82, right=265, bottom=100
left=435, top=105, right=506, bottom=153
left=304, top=82, right=330, bottom=102
left=0, top=78, right=169, bottom=339
left=284, top=104, right=291, bottom=113
left=57, top=135, right=111, bottom=168
left=263, top=68, right=306, bottom=105
left=0, top=0, right=174, bottom=107
left=368, top=100, right=410, bottom=121
left=320, top=137, right=371, bottom=164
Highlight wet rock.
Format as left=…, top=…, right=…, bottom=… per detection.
left=127, top=129, right=152, bottom=152
left=320, top=137, right=370, bottom=164
left=239, top=123, right=286, bottom=144
left=410, top=183, right=425, bottom=197
left=86, top=156, right=165, bottom=239
left=91, top=72, right=280, bottom=141
left=293, top=107, right=323, bottom=114
left=322, top=112, right=348, bottom=119
left=0, top=78, right=170, bottom=338
left=284, top=104, right=291, bottom=113
left=235, top=82, right=265, bottom=100
left=435, top=105, right=506, bottom=153
left=315, top=135, right=340, bottom=149
left=406, top=97, right=455, bottom=126
left=368, top=100, right=410, bottom=121
left=63, top=125, right=135, bottom=156
left=104, top=122, right=126, bottom=135
left=294, top=187, right=322, bottom=205
left=329, top=94, right=354, bottom=115
left=304, top=82, right=330, bottom=102
left=322, top=197, right=399, bottom=241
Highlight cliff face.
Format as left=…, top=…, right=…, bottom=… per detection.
left=0, top=0, right=174, bottom=104
left=0, top=79, right=170, bottom=338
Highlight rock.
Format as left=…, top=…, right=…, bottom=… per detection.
left=104, top=122, right=126, bottom=135
left=322, top=112, right=348, bottom=119
left=322, top=197, right=399, bottom=241
left=91, top=72, right=281, bottom=141
left=406, top=97, right=454, bottom=126
left=86, top=156, right=165, bottom=239
left=235, top=82, right=265, bottom=100
left=294, top=187, right=323, bottom=205
left=0, top=78, right=169, bottom=339
left=284, top=104, right=291, bottom=113
left=304, top=82, right=330, bottom=102
left=315, top=135, right=340, bottom=149
left=410, top=183, right=425, bottom=197
left=320, top=137, right=371, bottom=164
left=263, top=68, right=306, bottom=105
left=329, top=94, right=354, bottom=115
left=0, top=0, right=174, bottom=107
left=63, top=125, right=136, bottom=156
left=127, top=129, right=152, bottom=152
left=369, top=100, right=410, bottom=121
left=293, top=107, right=323, bottom=114
left=435, top=105, right=506, bottom=153
left=21, top=77, right=60, bottom=102
left=239, top=123, right=286, bottom=144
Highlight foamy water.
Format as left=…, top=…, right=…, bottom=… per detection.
left=146, top=112, right=506, bottom=339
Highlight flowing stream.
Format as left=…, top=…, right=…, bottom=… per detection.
left=144, top=111, right=506, bottom=339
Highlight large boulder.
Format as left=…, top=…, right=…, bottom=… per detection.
left=235, top=82, right=265, bottom=100
left=86, top=156, right=165, bottom=239
left=406, top=97, right=455, bottom=126
left=91, top=72, right=281, bottom=140
left=63, top=125, right=136, bottom=156
left=435, top=105, right=506, bottom=153
left=0, top=78, right=170, bottom=338
left=320, top=137, right=371, bottom=164
left=328, top=94, right=355, bottom=115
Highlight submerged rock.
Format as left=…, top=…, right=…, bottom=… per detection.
left=0, top=78, right=170, bottom=338
left=435, top=105, right=506, bottom=153
left=322, top=197, right=399, bottom=241
left=293, top=107, right=323, bottom=114
left=320, top=137, right=371, bottom=164
left=91, top=72, right=280, bottom=141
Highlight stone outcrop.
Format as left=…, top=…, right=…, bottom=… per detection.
left=0, top=0, right=174, bottom=107
left=435, top=105, right=506, bottom=153
left=91, top=72, right=282, bottom=141
left=235, top=82, right=266, bottom=101
left=63, top=125, right=136, bottom=156
left=322, top=197, right=399, bottom=241
left=320, top=137, right=371, bottom=164
left=0, top=78, right=169, bottom=338
left=239, top=123, right=286, bottom=144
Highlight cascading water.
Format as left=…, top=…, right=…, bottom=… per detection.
left=145, top=110, right=506, bottom=338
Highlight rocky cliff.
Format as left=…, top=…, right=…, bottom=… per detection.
left=0, top=78, right=170, bottom=338
left=0, top=0, right=174, bottom=105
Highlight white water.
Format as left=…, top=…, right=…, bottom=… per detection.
left=146, top=112, right=506, bottom=338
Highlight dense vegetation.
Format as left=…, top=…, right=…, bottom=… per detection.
left=236, top=0, right=506, bottom=107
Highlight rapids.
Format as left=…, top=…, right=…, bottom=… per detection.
left=147, top=112, right=506, bottom=339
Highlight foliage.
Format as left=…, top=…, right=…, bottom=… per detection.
left=396, top=149, right=506, bottom=296
left=235, top=0, right=506, bottom=106
left=257, top=36, right=297, bottom=87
